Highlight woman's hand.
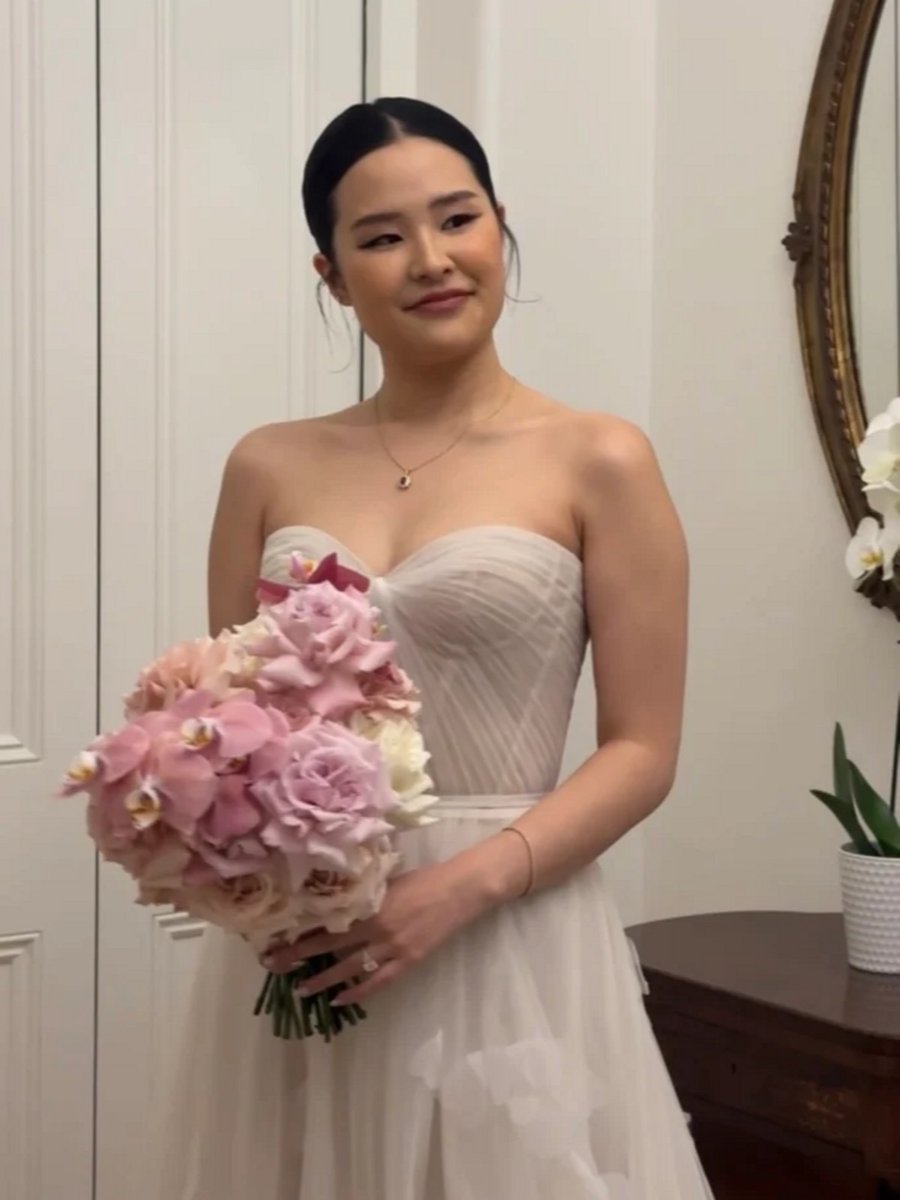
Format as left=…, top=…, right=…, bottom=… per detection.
left=261, top=856, right=498, bottom=1007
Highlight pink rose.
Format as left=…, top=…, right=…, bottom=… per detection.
left=247, top=582, right=394, bottom=718
left=261, top=691, right=316, bottom=732
left=251, top=719, right=396, bottom=875
left=359, top=662, right=422, bottom=722
left=123, top=634, right=245, bottom=717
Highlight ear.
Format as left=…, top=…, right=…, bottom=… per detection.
left=313, top=253, right=352, bottom=307
left=496, top=202, right=508, bottom=228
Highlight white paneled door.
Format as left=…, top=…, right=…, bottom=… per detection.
left=95, top=3, right=363, bottom=1197
left=0, top=3, right=99, bottom=1200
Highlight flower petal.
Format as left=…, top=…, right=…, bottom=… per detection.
left=155, top=746, right=217, bottom=829
left=216, top=702, right=279, bottom=757
left=99, top=725, right=152, bottom=783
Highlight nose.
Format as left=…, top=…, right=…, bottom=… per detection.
left=408, top=229, right=453, bottom=281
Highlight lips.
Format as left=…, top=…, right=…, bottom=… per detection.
left=408, top=289, right=473, bottom=310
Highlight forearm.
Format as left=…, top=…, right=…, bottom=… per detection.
left=447, top=738, right=677, bottom=913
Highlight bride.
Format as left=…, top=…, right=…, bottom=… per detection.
left=151, top=96, right=713, bottom=1199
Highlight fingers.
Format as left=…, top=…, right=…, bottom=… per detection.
left=333, top=958, right=404, bottom=1006
left=297, top=946, right=391, bottom=998
left=262, top=924, right=374, bottom=973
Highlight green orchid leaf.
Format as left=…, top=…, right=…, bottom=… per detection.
left=848, top=762, right=900, bottom=858
left=833, top=723, right=853, bottom=805
left=810, top=789, right=877, bottom=854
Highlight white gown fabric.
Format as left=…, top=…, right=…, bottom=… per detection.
left=148, top=524, right=714, bottom=1200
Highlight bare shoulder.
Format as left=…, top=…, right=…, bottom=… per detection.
left=519, top=394, right=660, bottom=497
left=565, top=410, right=659, bottom=487
left=228, top=413, right=331, bottom=461
left=518, top=400, right=680, bottom=561
left=224, top=411, right=351, bottom=480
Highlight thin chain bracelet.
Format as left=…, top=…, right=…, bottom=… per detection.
left=501, top=825, right=536, bottom=897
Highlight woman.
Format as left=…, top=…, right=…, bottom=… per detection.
left=155, top=97, right=712, bottom=1199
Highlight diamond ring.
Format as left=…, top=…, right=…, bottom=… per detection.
left=360, top=948, right=380, bottom=974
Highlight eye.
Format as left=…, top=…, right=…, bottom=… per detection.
left=360, top=232, right=401, bottom=250
left=444, top=212, right=479, bottom=231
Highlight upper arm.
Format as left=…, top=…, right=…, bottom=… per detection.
left=207, top=430, right=271, bottom=635
left=579, top=416, right=689, bottom=780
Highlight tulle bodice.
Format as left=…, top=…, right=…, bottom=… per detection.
left=260, top=524, right=588, bottom=797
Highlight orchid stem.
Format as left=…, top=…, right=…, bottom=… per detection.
left=891, top=690, right=900, bottom=818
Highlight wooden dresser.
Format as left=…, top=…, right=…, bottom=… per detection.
left=627, top=912, right=900, bottom=1199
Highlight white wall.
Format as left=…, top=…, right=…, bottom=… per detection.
left=645, top=0, right=900, bottom=920
left=414, top=0, right=900, bottom=925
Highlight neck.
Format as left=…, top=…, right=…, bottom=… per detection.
left=374, top=341, right=509, bottom=424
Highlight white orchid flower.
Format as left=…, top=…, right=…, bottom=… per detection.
left=846, top=516, right=900, bottom=581
left=864, top=396, right=900, bottom=437
left=859, top=421, right=900, bottom=492
left=868, top=486, right=900, bottom=539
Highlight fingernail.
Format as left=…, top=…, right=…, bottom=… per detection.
left=295, top=985, right=310, bottom=997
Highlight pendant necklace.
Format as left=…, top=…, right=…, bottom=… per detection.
left=373, top=376, right=518, bottom=491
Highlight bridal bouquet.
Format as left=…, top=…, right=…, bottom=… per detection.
left=60, top=550, right=437, bottom=1041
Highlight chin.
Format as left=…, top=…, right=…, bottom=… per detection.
left=401, top=326, right=493, bottom=366
left=396, top=308, right=500, bottom=363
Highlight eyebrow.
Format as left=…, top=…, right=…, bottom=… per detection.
left=350, top=190, right=480, bottom=232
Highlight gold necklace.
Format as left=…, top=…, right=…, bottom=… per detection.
left=373, top=376, right=518, bottom=491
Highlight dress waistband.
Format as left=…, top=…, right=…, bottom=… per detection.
left=436, top=792, right=542, bottom=818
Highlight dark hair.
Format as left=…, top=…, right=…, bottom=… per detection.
left=302, top=96, right=520, bottom=285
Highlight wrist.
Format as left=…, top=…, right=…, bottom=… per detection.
left=444, top=829, right=533, bottom=917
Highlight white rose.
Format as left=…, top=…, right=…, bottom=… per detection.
left=156, top=841, right=400, bottom=954
left=156, top=868, right=296, bottom=943
left=350, top=713, right=438, bottom=828
left=291, top=838, right=399, bottom=936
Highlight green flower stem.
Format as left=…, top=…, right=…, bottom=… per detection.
left=252, top=951, right=368, bottom=1041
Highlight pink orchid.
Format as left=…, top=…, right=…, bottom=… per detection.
left=256, top=578, right=292, bottom=606
left=255, top=551, right=370, bottom=610
left=306, top=551, right=370, bottom=594
left=187, top=774, right=270, bottom=880
left=87, top=787, right=146, bottom=857
left=60, top=723, right=153, bottom=799
left=172, top=690, right=278, bottom=760
left=152, top=742, right=218, bottom=834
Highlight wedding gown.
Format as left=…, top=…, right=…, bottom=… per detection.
left=149, top=523, right=714, bottom=1200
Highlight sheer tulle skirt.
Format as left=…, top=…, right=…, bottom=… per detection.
left=145, top=802, right=713, bottom=1200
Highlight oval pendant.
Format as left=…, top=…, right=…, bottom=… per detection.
left=398, top=472, right=412, bottom=491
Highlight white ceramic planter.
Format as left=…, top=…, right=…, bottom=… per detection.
left=839, top=845, right=900, bottom=974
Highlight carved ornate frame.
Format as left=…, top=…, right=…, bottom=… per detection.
left=783, top=0, right=893, bottom=613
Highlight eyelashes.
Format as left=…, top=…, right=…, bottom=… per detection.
left=359, top=212, right=480, bottom=251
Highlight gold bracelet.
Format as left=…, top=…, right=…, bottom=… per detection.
left=501, top=826, right=535, bottom=897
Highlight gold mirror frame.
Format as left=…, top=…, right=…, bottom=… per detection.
left=783, top=0, right=894, bottom=614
